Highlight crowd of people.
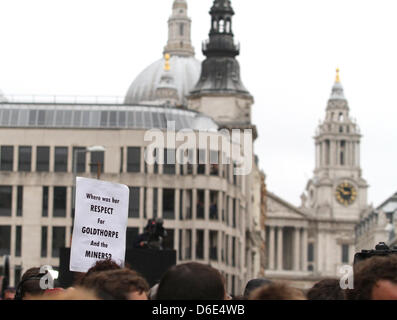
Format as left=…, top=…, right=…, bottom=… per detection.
left=1, top=254, right=397, bottom=300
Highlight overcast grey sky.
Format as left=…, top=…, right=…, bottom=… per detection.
left=0, top=0, right=396, bottom=207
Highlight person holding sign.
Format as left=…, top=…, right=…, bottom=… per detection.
left=70, top=177, right=129, bottom=273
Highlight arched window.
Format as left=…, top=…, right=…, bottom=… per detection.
left=219, top=19, right=225, bottom=33
left=226, top=19, right=231, bottom=33
left=179, top=23, right=184, bottom=36
left=338, top=112, right=344, bottom=122
left=213, top=19, right=218, bottom=30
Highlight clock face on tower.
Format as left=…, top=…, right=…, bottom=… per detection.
left=336, top=182, right=357, bottom=206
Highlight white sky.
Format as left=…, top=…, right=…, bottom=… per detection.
left=0, top=0, right=396, bottom=207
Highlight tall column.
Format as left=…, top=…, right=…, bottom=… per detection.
left=301, top=228, right=308, bottom=272
left=277, top=226, right=283, bottom=270
left=293, top=227, right=301, bottom=271
left=268, top=226, right=275, bottom=270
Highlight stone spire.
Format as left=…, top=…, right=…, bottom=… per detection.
left=189, top=0, right=250, bottom=95
left=163, top=0, right=195, bottom=57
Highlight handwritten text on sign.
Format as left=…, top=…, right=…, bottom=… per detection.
left=70, top=177, right=129, bottom=272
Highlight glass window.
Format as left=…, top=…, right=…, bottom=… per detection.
left=42, top=187, right=49, bottom=217
left=232, top=237, right=236, bottom=267
left=210, top=150, right=219, bottom=176
left=52, top=227, right=65, bottom=258
left=53, top=187, right=67, bottom=217
left=196, top=230, right=204, bottom=260
left=54, top=147, right=68, bottom=172
left=163, top=189, right=175, bottom=220
left=72, top=147, right=86, bottom=173
left=197, top=149, right=206, bottom=175
left=17, top=186, right=23, bottom=217
left=120, top=147, right=124, bottom=173
left=128, top=187, right=140, bottom=218
left=18, top=146, right=32, bottom=172
left=163, top=229, right=174, bottom=250
left=0, top=226, right=11, bottom=255
left=127, top=147, right=141, bottom=173
left=153, top=188, right=158, bottom=218
left=186, top=190, right=192, bottom=220
left=15, top=226, right=22, bottom=257
left=90, top=151, right=104, bottom=174
left=210, top=191, right=218, bottom=220
left=14, top=265, right=22, bottom=287
left=0, top=146, right=13, bottom=171
left=41, top=226, right=48, bottom=257
left=185, top=230, right=192, bottom=259
left=308, top=243, right=314, bottom=263
left=196, top=190, right=205, bottom=219
left=36, top=146, right=50, bottom=172
left=163, top=149, right=176, bottom=175
left=209, top=231, right=218, bottom=261
left=0, top=186, right=12, bottom=216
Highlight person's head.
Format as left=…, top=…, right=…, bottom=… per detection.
left=36, top=287, right=100, bottom=300
left=307, top=279, right=345, bottom=300
left=3, top=287, right=16, bottom=300
left=156, top=262, right=226, bottom=300
left=346, top=255, right=397, bottom=300
left=243, top=278, right=272, bottom=298
left=79, top=268, right=149, bottom=300
left=75, top=259, right=121, bottom=286
left=249, top=282, right=306, bottom=300
left=15, top=267, right=47, bottom=300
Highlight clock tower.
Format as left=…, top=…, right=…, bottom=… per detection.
left=305, top=69, right=369, bottom=221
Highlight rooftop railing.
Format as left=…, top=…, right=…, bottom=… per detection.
left=2, top=94, right=125, bottom=105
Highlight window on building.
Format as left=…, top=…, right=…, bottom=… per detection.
left=53, top=187, right=67, bottom=217
left=36, top=146, right=50, bottom=172
left=178, top=229, right=183, bottom=260
left=18, top=146, right=32, bottom=172
left=308, top=243, right=314, bottom=263
left=126, top=227, right=139, bottom=250
left=72, top=147, right=86, bottom=173
left=179, top=190, right=183, bottom=220
left=0, top=226, right=11, bottom=256
left=196, top=190, right=205, bottom=219
left=52, top=227, right=65, bottom=258
left=42, top=187, right=49, bottom=217
left=128, top=187, right=140, bottom=218
left=54, top=147, right=68, bottom=172
left=197, top=149, right=206, bottom=175
left=153, top=188, right=158, bottom=218
left=163, top=189, right=175, bottom=220
left=185, top=229, right=192, bottom=260
left=90, top=151, right=104, bottom=174
left=186, top=190, right=192, bottom=220
left=233, top=199, right=237, bottom=228
left=127, top=147, right=141, bottom=173
left=209, top=231, right=218, bottom=261
left=342, top=244, right=350, bottom=264
left=120, top=147, right=124, bottom=173
left=0, top=186, right=12, bottom=217
left=14, top=265, right=22, bottom=287
left=163, top=229, right=174, bottom=250
left=232, top=237, right=236, bottom=267
left=340, top=141, right=346, bottom=166
left=41, top=226, right=48, bottom=257
left=143, top=187, right=147, bottom=219
left=0, top=146, right=13, bottom=171
left=210, top=150, right=219, bottom=176
left=179, top=23, right=184, bottom=36
left=196, top=230, right=204, bottom=260
left=16, top=186, right=23, bottom=217
left=15, top=226, right=22, bottom=257
left=163, top=149, right=176, bottom=175
left=187, top=149, right=194, bottom=175
left=210, top=191, right=218, bottom=220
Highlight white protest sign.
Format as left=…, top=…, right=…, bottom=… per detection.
left=70, top=177, right=129, bottom=272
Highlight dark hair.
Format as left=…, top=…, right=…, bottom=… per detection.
left=345, top=255, right=397, bottom=300
left=15, top=267, right=46, bottom=300
left=79, top=268, right=149, bottom=300
left=75, top=259, right=121, bottom=286
left=156, top=262, right=225, bottom=300
left=307, top=279, right=345, bottom=300
left=249, top=283, right=306, bottom=300
left=243, top=278, right=272, bottom=298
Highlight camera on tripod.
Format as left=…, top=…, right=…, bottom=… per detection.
left=133, top=218, right=168, bottom=250
left=354, top=242, right=397, bottom=264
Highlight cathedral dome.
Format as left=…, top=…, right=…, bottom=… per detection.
left=124, top=55, right=201, bottom=106
left=124, top=0, right=200, bottom=107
